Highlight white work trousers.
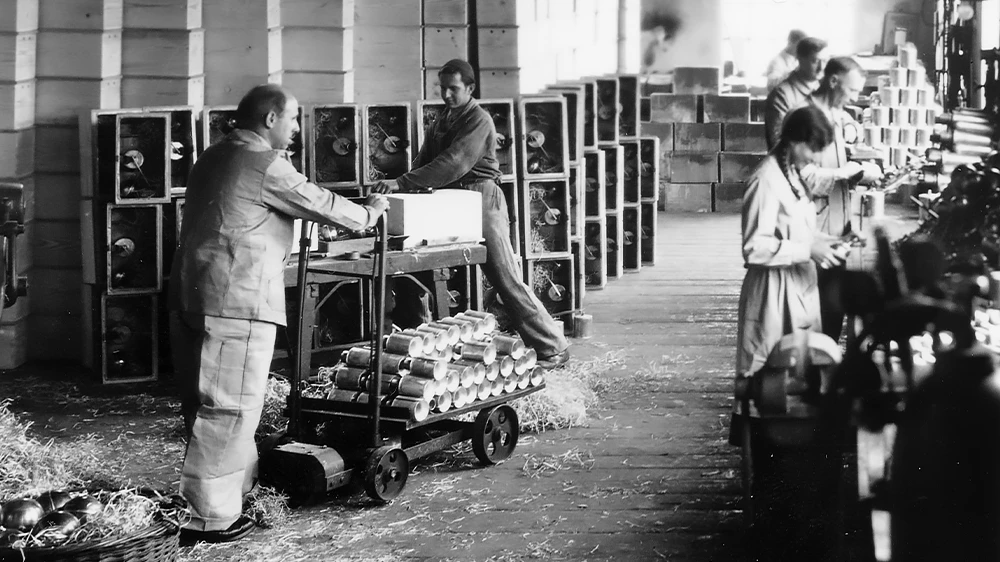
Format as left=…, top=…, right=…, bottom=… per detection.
left=170, top=312, right=277, bottom=531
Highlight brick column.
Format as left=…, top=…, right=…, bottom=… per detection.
left=0, top=0, right=37, bottom=368
left=33, top=0, right=122, bottom=362
left=121, top=0, right=205, bottom=108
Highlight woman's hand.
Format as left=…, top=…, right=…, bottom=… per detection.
left=811, top=239, right=846, bottom=269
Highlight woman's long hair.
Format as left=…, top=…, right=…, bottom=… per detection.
left=776, top=105, right=836, bottom=199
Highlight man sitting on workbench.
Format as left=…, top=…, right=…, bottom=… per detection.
left=372, top=58, right=571, bottom=369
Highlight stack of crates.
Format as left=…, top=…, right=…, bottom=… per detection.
left=646, top=67, right=767, bottom=213
left=80, top=106, right=198, bottom=384
left=515, top=95, right=576, bottom=330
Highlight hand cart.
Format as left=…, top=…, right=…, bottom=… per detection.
left=260, top=217, right=545, bottom=503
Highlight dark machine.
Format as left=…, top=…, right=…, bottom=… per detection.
left=0, top=183, right=27, bottom=325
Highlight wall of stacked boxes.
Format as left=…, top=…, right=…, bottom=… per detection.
left=0, top=0, right=647, bottom=374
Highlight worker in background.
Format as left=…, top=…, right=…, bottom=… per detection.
left=737, top=105, right=847, bottom=375
left=765, top=29, right=808, bottom=91
left=372, top=58, right=571, bottom=369
left=799, top=57, right=882, bottom=340
left=764, top=36, right=828, bottom=150
left=169, top=84, right=389, bottom=544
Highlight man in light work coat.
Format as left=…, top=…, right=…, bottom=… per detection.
left=373, top=58, right=570, bottom=368
left=799, top=57, right=882, bottom=339
left=169, top=84, right=389, bottom=543
left=764, top=36, right=828, bottom=150
left=764, top=29, right=807, bottom=91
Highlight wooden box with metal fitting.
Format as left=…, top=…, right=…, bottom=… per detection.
left=80, top=110, right=171, bottom=205
left=520, top=178, right=571, bottom=258
left=571, top=239, right=587, bottom=311
left=544, top=85, right=585, bottom=166
left=416, top=99, right=444, bottom=152
left=81, top=201, right=163, bottom=295
left=568, top=165, right=585, bottom=240
left=640, top=97, right=651, bottom=123
left=606, top=212, right=624, bottom=280
left=480, top=99, right=518, bottom=181
left=600, top=145, right=625, bottom=215
left=639, top=136, right=660, bottom=201
left=525, top=257, right=576, bottom=319
left=551, top=80, right=598, bottom=150
left=640, top=201, right=658, bottom=266
left=443, top=265, right=484, bottom=316
left=141, top=105, right=198, bottom=194
left=516, top=96, right=570, bottom=180
left=362, top=103, right=413, bottom=186
left=584, top=219, right=608, bottom=289
left=617, top=74, right=641, bottom=140
left=583, top=148, right=607, bottom=219
left=200, top=105, right=308, bottom=176
left=621, top=139, right=642, bottom=205
left=622, top=205, right=642, bottom=273
left=593, top=76, right=621, bottom=147
left=161, top=196, right=185, bottom=280
left=81, top=287, right=159, bottom=385
left=308, top=103, right=362, bottom=193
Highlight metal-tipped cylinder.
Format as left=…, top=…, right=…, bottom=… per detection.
left=529, top=366, right=545, bottom=387
left=934, top=128, right=993, bottom=147
left=435, top=390, right=453, bottom=412
left=516, top=370, right=530, bottom=390
left=498, top=355, right=515, bottom=378
left=459, top=310, right=497, bottom=333
left=432, top=377, right=448, bottom=396
left=437, top=317, right=476, bottom=342
left=454, top=360, right=486, bottom=387
left=327, top=389, right=429, bottom=422
left=490, top=334, right=526, bottom=359
left=477, top=379, right=492, bottom=401
left=514, top=348, right=537, bottom=375
left=503, top=374, right=519, bottom=393
left=452, top=386, right=468, bottom=408
left=405, top=357, right=446, bottom=380
left=485, top=360, right=501, bottom=382
left=427, top=322, right=461, bottom=345
left=397, top=375, right=437, bottom=401
left=333, top=366, right=368, bottom=389
left=445, top=371, right=461, bottom=393
left=344, top=347, right=407, bottom=373
left=450, top=313, right=488, bottom=339
left=522, top=348, right=537, bottom=369
left=426, top=343, right=454, bottom=361
left=490, top=377, right=504, bottom=397
left=457, top=341, right=497, bottom=365
left=401, top=329, right=438, bottom=355
left=385, top=332, right=423, bottom=357
left=937, top=112, right=993, bottom=126
left=459, top=367, right=476, bottom=388
left=414, top=326, right=450, bottom=351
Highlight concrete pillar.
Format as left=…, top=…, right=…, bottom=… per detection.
left=32, top=0, right=123, bottom=363
left=121, top=0, right=205, bottom=108
left=0, top=0, right=38, bottom=368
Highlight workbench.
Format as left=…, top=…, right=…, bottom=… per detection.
left=284, top=237, right=488, bottom=374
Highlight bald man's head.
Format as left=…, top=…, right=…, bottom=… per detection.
left=235, top=84, right=300, bottom=150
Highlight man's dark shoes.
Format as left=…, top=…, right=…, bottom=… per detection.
left=180, top=515, right=256, bottom=545
left=537, top=350, right=570, bottom=369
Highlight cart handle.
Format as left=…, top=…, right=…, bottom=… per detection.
left=370, top=215, right=388, bottom=448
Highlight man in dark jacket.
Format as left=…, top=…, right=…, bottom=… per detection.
left=375, top=58, right=570, bottom=368
left=169, top=84, right=388, bottom=543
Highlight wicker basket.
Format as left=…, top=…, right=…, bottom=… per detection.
left=0, top=519, right=181, bottom=562
left=0, top=489, right=185, bottom=562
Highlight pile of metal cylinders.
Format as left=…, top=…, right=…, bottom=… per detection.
left=321, top=311, right=545, bottom=422
left=868, top=44, right=938, bottom=168
left=913, top=108, right=997, bottom=217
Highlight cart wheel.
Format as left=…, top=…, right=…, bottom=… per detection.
left=472, top=405, right=519, bottom=465
left=363, top=446, right=409, bottom=503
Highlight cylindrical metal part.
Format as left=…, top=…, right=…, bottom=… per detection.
left=925, top=149, right=982, bottom=166
left=890, top=147, right=909, bottom=168
left=898, top=44, right=917, bottom=68
left=503, top=374, right=519, bottom=393
left=385, top=332, right=423, bottom=357
left=327, top=389, right=430, bottom=422
left=916, top=127, right=933, bottom=147
left=529, top=367, right=545, bottom=387
left=891, top=108, right=906, bottom=126
left=455, top=362, right=479, bottom=388
left=899, top=88, right=917, bottom=106
left=871, top=106, right=891, bottom=127
left=423, top=343, right=454, bottom=361
left=890, top=67, right=908, bottom=88
left=953, top=143, right=994, bottom=157
left=477, top=379, right=492, bottom=401
left=334, top=366, right=368, bottom=389
left=435, top=390, right=452, bottom=412
left=432, top=377, right=448, bottom=396
left=457, top=341, right=497, bottom=365
left=937, top=112, right=993, bottom=126
left=459, top=310, right=498, bottom=333
left=499, top=355, right=515, bottom=378
left=437, top=317, right=476, bottom=342
left=396, top=376, right=437, bottom=401
left=485, top=360, right=500, bottom=382
left=899, top=127, right=917, bottom=147
left=573, top=313, right=594, bottom=338
left=344, top=348, right=408, bottom=373
left=880, top=87, right=900, bottom=106
left=883, top=126, right=901, bottom=146
left=452, top=386, right=468, bottom=408
left=907, top=67, right=926, bottom=87
left=908, top=108, right=926, bottom=127
left=405, top=357, right=446, bottom=380
left=490, top=334, right=526, bottom=359
left=522, top=348, right=537, bottom=370
left=491, top=377, right=504, bottom=397
left=400, top=329, right=437, bottom=355
left=427, top=322, right=461, bottom=345
left=414, top=326, right=450, bottom=351
left=445, top=371, right=461, bottom=393
left=516, top=370, right=530, bottom=390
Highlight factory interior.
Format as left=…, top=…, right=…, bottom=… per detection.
left=2, top=0, right=1000, bottom=560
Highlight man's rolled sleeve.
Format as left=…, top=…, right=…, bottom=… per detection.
left=262, top=157, right=374, bottom=231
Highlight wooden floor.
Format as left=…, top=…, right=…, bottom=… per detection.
left=325, top=211, right=751, bottom=561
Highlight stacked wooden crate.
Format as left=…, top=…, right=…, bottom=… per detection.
left=421, top=0, right=468, bottom=100
left=0, top=0, right=37, bottom=367
left=649, top=67, right=766, bottom=213
left=475, top=0, right=529, bottom=98
left=355, top=0, right=422, bottom=103
left=202, top=1, right=278, bottom=106
left=121, top=0, right=205, bottom=108
left=278, top=0, right=355, bottom=105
